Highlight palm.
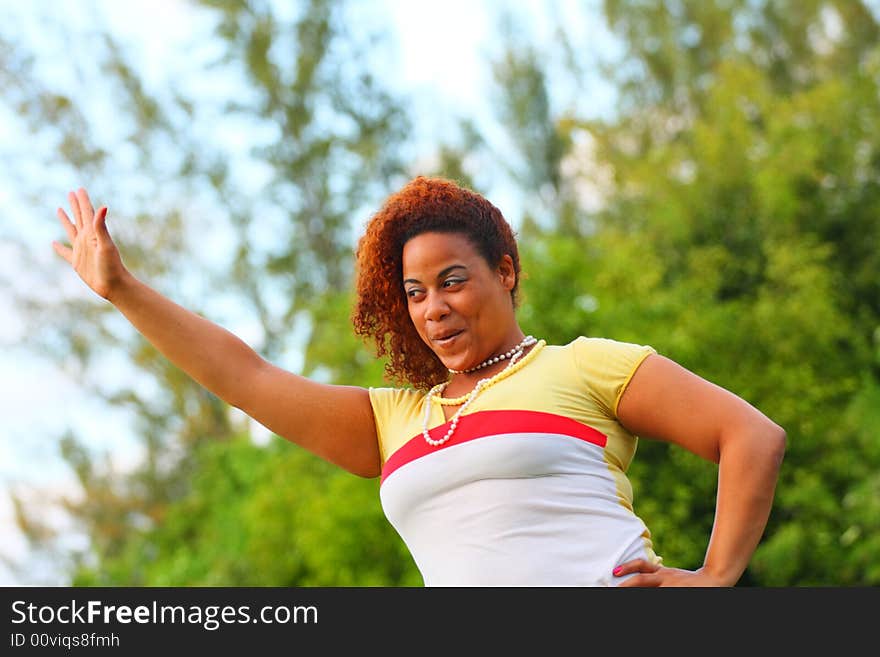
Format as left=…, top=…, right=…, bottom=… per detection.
left=52, top=188, right=126, bottom=299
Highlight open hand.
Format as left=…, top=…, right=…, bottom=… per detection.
left=52, top=188, right=127, bottom=300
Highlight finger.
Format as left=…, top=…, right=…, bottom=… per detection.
left=617, top=573, right=662, bottom=588
left=52, top=240, right=73, bottom=264
left=93, top=206, right=110, bottom=243
left=68, top=191, right=82, bottom=229
left=57, top=207, right=77, bottom=242
left=616, top=575, right=640, bottom=588
left=612, top=559, right=660, bottom=578
left=77, top=187, right=95, bottom=224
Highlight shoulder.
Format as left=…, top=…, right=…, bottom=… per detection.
left=368, top=386, right=425, bottom=464
left=367, top=386, right=426, bottom=434
left=565, top=335, right=656, bottom=360
left=563, top=335, right=658, bottom=417
left=538, top=335, right=657, bottom=371
left=368, top=386, right=423, bottom=416
left=566, top=335, right=655, bottom=352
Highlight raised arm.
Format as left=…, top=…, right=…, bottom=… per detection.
left=52, top=188, right=381, bottom=478
left=613, top=353, right=786, bottom=586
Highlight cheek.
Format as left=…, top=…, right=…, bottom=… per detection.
left=407, top=303, right=425, bottom=334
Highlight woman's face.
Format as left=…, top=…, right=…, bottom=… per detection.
left=402, top=231, right=517, bottom=372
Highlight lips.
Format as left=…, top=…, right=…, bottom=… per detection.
left=431, top=329, right=463, bottom=345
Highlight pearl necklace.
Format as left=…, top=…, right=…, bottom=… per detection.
left=422, top=337, right=542, bottom=447
left=447, top=335, right=537, bottom=374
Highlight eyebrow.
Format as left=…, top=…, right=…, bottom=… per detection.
left=403, top=264, right=467, bottom=285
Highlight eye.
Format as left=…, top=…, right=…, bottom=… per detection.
left=405, top=288, right=424, bottom=300
left=443, top=278, right=464, bottom=288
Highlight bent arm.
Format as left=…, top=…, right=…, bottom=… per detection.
left=108, top=272, right=257, bottom=410
left=53, top=189, right=380, bottom=478
left=616, top=354, right=786, bottom=585
left=107, top=273, right=381, bottom=478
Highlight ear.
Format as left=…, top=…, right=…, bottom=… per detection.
left=496, top=254, right=517, bottom=291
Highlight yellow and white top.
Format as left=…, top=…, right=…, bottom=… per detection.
left=369, top=336, right=662, bottom=586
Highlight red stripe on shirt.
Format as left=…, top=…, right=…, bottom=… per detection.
left=380, top=409, right=607, bottom=484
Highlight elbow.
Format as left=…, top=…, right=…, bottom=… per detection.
left=765, top=421, right=787, bottom=471
left=353, top=466, right=382, bottom=480
left=227, top=353, right=271, bottom=413
left=751, top=419, right=787, bottom=472
left=720, top=417, right=786, bottom=469
left=339, top=458, right=382, bottom=480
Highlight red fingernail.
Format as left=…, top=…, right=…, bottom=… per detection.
left=613, top=567, right=623, bottom=576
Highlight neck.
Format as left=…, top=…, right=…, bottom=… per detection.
left=448, top=332, right=533, bottom=377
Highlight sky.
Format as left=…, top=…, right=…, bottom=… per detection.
left=0, top=0, right=617, bottom=585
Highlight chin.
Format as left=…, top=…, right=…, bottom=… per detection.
left=425, top=337, right=472, bottom=372
left=430, top=353, right=459, bottom=373
left=445, top=353, right=476, bottom=372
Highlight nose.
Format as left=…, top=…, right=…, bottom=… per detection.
left=424, top=290, right=450, bottom=322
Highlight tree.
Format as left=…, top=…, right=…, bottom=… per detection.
left=6, top=0, right=877, bottom=587
left=490, top=0, right=880, bottom=584
left=3, top=0, right=420, bottom=585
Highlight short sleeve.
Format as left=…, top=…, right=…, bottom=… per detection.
left=571, top=336, right=657, bottom=419
left=368, top=386, right=424, bottom=464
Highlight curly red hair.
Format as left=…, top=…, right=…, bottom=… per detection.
left=352, top=176, right=521, bottom=390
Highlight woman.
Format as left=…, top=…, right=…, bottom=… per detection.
left=52, top=176, right=786, bottom=586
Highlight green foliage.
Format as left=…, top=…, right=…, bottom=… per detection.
left=72, top=436, right=420, bottom=586
left=4, top=0, right=415, bottom=586
left=5, top=0, right=879, bottom=587
left=510, top=1, right=880, bottom=585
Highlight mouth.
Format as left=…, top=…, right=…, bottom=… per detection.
left=431, top=329, right=464, bottom=346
